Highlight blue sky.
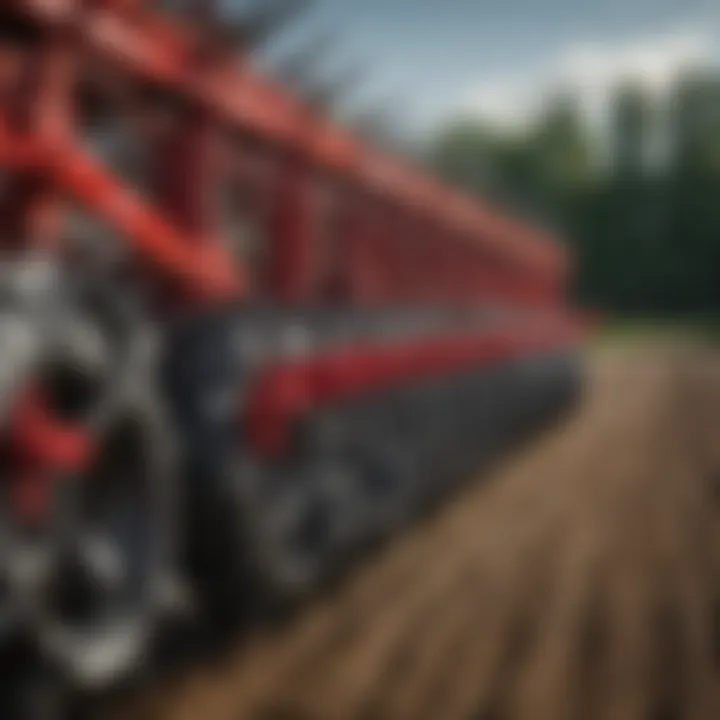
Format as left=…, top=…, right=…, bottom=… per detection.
left=255, top=0, right=720, bottom=134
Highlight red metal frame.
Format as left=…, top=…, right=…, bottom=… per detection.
left=0, top=0, right=587, bottom=494
left=4, top=0, right=565, bottom=284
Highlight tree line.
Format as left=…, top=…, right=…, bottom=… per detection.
left=429, top=70, right=720, bottom=318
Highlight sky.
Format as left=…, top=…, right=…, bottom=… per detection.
left=252, top=0, right=720, bottom=136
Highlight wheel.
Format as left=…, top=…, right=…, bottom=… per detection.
left=31, top=382, right=176, bottom=692
left=0, top=263, right=178, bottom=695
left=233, top=458, right=340, bottom=599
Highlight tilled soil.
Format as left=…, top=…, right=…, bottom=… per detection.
left=120, top=344, right=720, bottom=720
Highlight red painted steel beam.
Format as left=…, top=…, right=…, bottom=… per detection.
left=244, top=316, right=586, bottom=457
left=5, top=0, right=565, bottom=280
left=0, top=115, right=242, bottom=299
left=151, top=0, right=226, bottom=255
left=266, top=151, right=319, bottom=302
left=61, top=144, right=242, bottom=300
left=0, top=5, right=78, bottom=249
left=0, top=123, right=44, bottom=167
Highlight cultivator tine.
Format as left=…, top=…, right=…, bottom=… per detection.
left=235, top=0, right=316, bottom=51
left=270, top=29, right=340, bottom=90
left=303, top=63, right=368, bottom=114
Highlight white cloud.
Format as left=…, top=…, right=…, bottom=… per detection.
left=459, top=27, right=719, bottom=129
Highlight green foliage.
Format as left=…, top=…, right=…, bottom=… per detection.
left=430, top=71, right=720, bottom=318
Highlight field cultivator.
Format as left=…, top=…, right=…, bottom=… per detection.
left=0, top=0, right=588, bottom=712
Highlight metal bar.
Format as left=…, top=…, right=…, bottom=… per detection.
left=57, top=142, right=243, bottom=299
left=266, top=150, right=318, bottom=302
left=0, top=115, right=242, bottom=298
left=244, top=316, right=586, bottom=456
left=0, top=6, right=76, bottom=249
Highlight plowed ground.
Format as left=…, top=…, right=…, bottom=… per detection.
left=119, top=344, right=720, bottom=720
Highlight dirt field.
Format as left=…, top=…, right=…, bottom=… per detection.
left=120, top=343, right=720, bottom=720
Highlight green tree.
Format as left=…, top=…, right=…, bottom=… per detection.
left=430, top=71, right=720, bottom=319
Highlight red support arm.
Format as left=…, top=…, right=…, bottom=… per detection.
left=0, top=116, right=242, bottom=300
